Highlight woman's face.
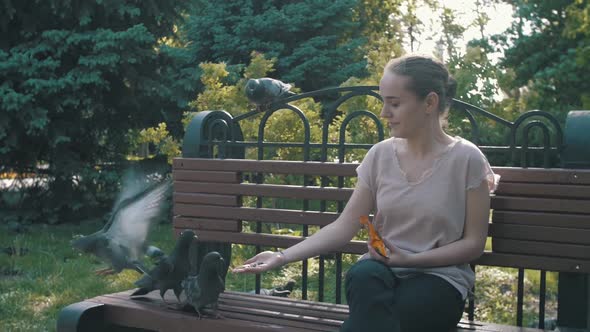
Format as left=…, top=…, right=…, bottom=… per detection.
left=379, top=72, right=431, bottom=138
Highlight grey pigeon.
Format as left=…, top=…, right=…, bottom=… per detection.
left=181, top=251, right=226, bottom=318
left=71, top=175, right=170, bottom=275
left=244, top=77, right=295, bottom=111
left=248, top=279, right=296, bottom=297
left=145, top=245, right=166, bottom=260
left=130, top=230, right=197, bottom=302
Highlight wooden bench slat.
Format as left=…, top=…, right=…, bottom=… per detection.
left=492, top=167, right=590, bottom=184
left=174, top=169, right=241, bottom=183
left=173, top=227, right=590, bottom=272
left=491, top=211, right=590, bottom=229
left=491, top=196, right=590, bottom=214
left=175, top=182, right=353, bottom=201
left=222, top=291, right=349, bottom=315
left=91, top=292, right=302, bottom=332
left=475, top=252, right=589, bottom=273
left=174, top=158, right=358, bottom=176
left=174, top=217, right=241, bottom=232
left=174, top=192, right=239, bottom=206
left=492, top=238, right=590, bottom=260
left=488, top=223, right=590, bottom=245
left=174, top=204, right=339, bottom=226
left=173, top=159, right=590, bottom=184
left=495, top=182, right=590, bottom=199
left=219, top=304, right=341, bottom=331
left=173, top=229, right=367, bottom=254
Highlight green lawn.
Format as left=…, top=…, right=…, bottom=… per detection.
left=0, top=219, right=177, bottom=332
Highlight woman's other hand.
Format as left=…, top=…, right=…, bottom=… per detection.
left=232, top=251, right=286, bottom=274
left=367, top=239, right=410, bottom=267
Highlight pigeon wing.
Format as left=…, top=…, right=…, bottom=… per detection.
left=106, top=180, right=171, bottom=259
left=184, top=276, right=202, bottom=306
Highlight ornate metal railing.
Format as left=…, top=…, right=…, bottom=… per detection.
left=184, top=86, right=564, bottom=168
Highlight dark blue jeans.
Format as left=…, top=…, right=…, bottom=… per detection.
left=341, top=259, right=465, bottom=332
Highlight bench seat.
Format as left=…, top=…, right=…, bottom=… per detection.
left=62, top=289, right=548, bottom=332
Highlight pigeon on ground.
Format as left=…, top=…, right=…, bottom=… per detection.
left=130, top=230, right=197, bottom=303
left=71, top=174, right=171, bottom=275
left=248, top=279, right=296, bottom=297
left=244, top=77, right=296, bottom=112
left=181, top=251, right=226, bottom=319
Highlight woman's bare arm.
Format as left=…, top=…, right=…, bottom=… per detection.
left=233, top=183, right=374, bottom=273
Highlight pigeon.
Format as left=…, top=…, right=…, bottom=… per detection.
left=71, top=174, right=171, bottom=275
left=248, top=279, right=296, bottom=297
left=181, top=251, right=226, bottom=318
left=130, top=229, right=197, bottom=303
left=244, top=77, right=296, bottom=112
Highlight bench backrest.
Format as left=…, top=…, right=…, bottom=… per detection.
left=172, top=158, right=590, bottom=273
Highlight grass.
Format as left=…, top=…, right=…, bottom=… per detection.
left=0, top=220, right=559, bottom=331
left=0, top=218, right=176, bottom=332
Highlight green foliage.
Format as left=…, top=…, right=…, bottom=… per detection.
left=184, top=52, right=271, bottom=145
left=0, top=0, right=196, bottom=222
left=181, top=0, right=395, bottom=91
left=494, top=0, right=588, bottom=113
left=438, top=6, right=468, bottom=61
left=471, top=267, right=558, bottom=326
left=565, top=0, right=590, bottom=109
left=136, top=123, right=181, bottom=164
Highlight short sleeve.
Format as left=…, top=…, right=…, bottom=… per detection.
left=356, top=144, right=378, bottom=192
left=466, top=147, right=500, bottom=193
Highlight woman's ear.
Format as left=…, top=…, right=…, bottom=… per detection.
left=424, top=92, right=439, bottom=114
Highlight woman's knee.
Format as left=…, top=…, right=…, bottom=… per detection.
left=345, top=259, right=395, bottom=290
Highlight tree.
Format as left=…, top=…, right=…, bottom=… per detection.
left=181, top=0, right=392, bottom=92
left=493, top=0, right=589, bottom=114
left=438, top=6, right=467, bottom=62
left=565, top=0, right=590, bottom=108
left=0, top=0, right=195, bottom=222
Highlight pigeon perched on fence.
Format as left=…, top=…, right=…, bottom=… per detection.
left=181, top=251, right=226, bottom=318
left=244, top=77, right=296, bottom=112
left=71, top=175, right=171, bottom=275
left=130, top=230, right=197, bottom=303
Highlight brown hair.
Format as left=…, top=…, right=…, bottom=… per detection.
left=384, top=54, right=457, bottom=113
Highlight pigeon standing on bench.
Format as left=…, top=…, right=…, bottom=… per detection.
left=71, top=176, right=171, bottom=275
left=131, top=230, right=197, bottom=303
left=180, top=251, right=226, bottom=319
left=245, top=78, right=296, bottom=112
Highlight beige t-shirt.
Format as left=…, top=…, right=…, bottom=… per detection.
left=356, top=136, right=498, bottom=300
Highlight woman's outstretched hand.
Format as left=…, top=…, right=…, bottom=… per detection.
left=232, top=251, right=286, bottom=274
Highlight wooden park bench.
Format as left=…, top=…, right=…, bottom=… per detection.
left=57, top=157, right=590, bottom=332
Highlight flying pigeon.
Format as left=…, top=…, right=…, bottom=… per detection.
left=244, top=77, right=296, bottom=112
left=130, top=229, right=197, bottom=303
left=71, top=173, right=171, bottom=275
left=181, top=251, right=226, bottom=319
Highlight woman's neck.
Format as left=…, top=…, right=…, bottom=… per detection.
left=403, top=124, right=453, bottom=159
